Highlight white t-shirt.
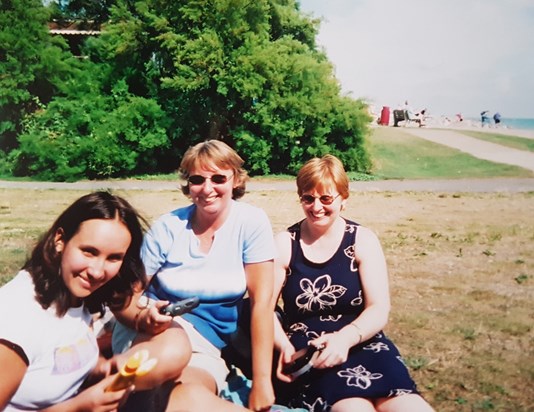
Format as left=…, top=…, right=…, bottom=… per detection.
left=0, top=271, right=98, bottom=411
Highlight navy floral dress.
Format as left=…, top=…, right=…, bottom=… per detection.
left=277, top=219, right=419, bottom=411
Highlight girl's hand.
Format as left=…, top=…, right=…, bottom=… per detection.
left=310, top=333, right=351, bottom=369
left=82, top=357, right=117, bottom=388
left=276, top=344, right=296, bottom=382
left=78, top=374, right=133, bottom=412
left=41, top=374, right=132, bottom=412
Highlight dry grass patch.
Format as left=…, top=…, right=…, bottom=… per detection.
left=1, top=188, right=533, bottom=411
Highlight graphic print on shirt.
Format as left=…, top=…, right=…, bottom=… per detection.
left=53, top=331, right=96, bottom=374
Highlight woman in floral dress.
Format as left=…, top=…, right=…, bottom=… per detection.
left=272, top=155, right=434, bottom=412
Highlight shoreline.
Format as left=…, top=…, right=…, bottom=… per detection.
left=371, top=116, right=534, bottom=139
left=413, top=119, right=534, bottom=139
left=433, top=123, right=534, bottom=139
left=1, top=177, right=534, bottom=193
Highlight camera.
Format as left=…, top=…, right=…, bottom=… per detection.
left=282, top=345, right=320, bottom=379
left=159, top=297, right=199, bottom=317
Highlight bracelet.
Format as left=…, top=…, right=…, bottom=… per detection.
left=133, top=307, right=147, bottom=332
left=347, top=322, right=363, bottom=344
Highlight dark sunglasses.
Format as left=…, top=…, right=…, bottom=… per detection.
left=300, top=193, right=341, bottom=205
left=187, top=174, right=232, bottom=185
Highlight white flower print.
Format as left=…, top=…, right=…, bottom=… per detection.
left=350, top=290, right=363, bottom=306
left=289, top=323, right=308, bottom=334
left=296, top=274, right=346, bottom=312
left=320, top=314, right=341, bottom=321
left=346, top=224, right=358, bottom=234
left=306, top=330, right=321, bottom=340
left=364, top=342, right=390, bottom=353
left=388, top=389, right=414, bottom=396
left=343, top=244, right=358, bottom=272
left=302, top=397, right=329, bottom=412
left=337, top=365, right=383, bottom=389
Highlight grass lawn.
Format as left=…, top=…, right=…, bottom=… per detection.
left=0, top=188, right=533, bottom=411
left=459, top=130, right=534, bottom=152
left=1, top=128, right=533, bottom=410
left=366, top=127, right=534, bottom=179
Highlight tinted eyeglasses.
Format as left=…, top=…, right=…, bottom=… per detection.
left=300, top=193, right=341, bottom=205
left=188, top=174, right=232, bottom=185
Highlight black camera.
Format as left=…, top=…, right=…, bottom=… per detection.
left=159, top=297, right=199, bottom=316
left=282, top=345, right=320, bottom=379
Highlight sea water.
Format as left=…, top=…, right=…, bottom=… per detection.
left=499, top=118, right=534, bottom=131
left=466, top=117, right=534, bottom=131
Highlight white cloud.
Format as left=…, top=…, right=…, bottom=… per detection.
left=299, top=0, right=534, bottom=118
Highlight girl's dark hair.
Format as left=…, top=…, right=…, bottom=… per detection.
left=23, top=191, right=148, bottom=317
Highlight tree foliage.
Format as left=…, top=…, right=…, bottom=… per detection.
left=49, top=0, right=114, bottom=24
left=0, top=0, right=75, bottom=152
left=14, top=67, right=170, bottom=180
left=6, top=0, right=372, bottom=180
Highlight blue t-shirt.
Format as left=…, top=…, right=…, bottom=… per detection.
left=142, top=200, right=274, bottom=348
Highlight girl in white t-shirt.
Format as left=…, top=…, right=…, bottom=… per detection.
left=0, top=192, right=191, bottom=411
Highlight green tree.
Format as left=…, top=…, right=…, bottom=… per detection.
left=49, top=0, right=115, bottom=24
left=10, top=0, right=371, bottom=180
left=87, top=0, right=371, bottom=175
left=0, top=0, right=75, bottom=153
left=14, top=67, right=170, bottom=181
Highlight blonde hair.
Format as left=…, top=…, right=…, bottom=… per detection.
left=296, top=154, right=350, bottom=199
left=180, top=140, right=248, bottom=199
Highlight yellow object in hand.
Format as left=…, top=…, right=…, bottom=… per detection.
left=105, top=349, right=158, bottom=392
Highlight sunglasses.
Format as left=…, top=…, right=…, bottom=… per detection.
left=300, top=193, right=341, bottom=205
left=187, top=174, right=232, bottom=185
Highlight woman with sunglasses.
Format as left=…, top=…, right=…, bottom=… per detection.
left=112, top=140, right=276, bottom=411
left=0, top=192, right=191, bottom=411
left=272, top=155, right=434, bottom=412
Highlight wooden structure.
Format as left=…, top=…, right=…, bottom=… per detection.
left=48, top=20, right=101, bottom=56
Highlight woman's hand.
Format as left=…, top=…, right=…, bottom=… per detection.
left=275, top=344, right=296, bottom=382
left=135, top=301, right=174, bottom=335
left=248, top=377, right=275, bottom=412
left=310, top=332, right=352, bottom=369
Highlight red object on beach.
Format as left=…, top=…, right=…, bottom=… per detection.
left=380, top=106, right=390, bottom=125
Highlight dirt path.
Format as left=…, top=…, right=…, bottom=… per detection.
left=1, top=177, right=534, bottom=193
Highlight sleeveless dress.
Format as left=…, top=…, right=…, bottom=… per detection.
left=277, top=219, right=419, bottom=411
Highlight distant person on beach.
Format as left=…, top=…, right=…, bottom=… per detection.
left=493, top=112, right=502, bottom=126
left=417, top=108, right=427, bottom=127
left=481, top=110, right=490, bottom=127
left=272, top=155, right=435, bottom=411
left=402, top=101, right=425, bottom=127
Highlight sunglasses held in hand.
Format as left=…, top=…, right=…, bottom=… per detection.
left=300, top=193, right=340, bottom=205
left=188, top=174, right=232, bottom=185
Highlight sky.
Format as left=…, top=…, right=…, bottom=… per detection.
left=298, top=0, right=534, bottom=119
